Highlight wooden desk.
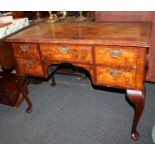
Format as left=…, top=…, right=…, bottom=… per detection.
left=5, top=22, right=151, bottom=140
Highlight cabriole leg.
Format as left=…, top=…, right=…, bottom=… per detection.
left=126, top=88, right=145, bottom=140
left=50, top=74, right=56, bottom=87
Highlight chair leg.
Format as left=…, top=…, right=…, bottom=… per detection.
left=17, top=83, right=32, bottom=113
left=14, top=92, right=24, bottom=109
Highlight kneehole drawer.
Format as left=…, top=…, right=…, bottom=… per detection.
left=40, top=44, right=92, bottom=64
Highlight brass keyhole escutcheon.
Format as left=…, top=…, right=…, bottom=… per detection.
left=59, top=47, right=69, bottom=54
left=109, top=69, right=122, bottom=77
left=109, top=49, right=122, bottom=57
left=24, top=60, right=32, bottom=68
left=20, top=45, right=29, bottom=52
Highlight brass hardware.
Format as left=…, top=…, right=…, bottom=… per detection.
left=59, top=47, right=69, bottom=54
left=109, top=69, right=122, bottom=77
left=24, top=60, right=32, bottom=67
left=20, top=45, right=29, bottom=52
left=109, top=49, right=122, bottom=57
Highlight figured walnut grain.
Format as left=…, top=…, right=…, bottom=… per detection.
left=95, top=46, right=138, bottom=68
left=96, top=66, right=136, bottom=89
left=40, top=44, right=92, bottom=64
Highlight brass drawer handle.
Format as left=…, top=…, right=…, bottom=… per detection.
left=24, top=60, right=33, bottom=68
left=59, top=47, right=69, bottom=54
left=20, top=45, right=29, bottom=52
left=108, top=69, right=122, bottom=77
left=109, top=49, right=122, bottom=57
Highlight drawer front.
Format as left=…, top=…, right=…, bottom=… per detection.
left=40, top=44, right=92, bottom=64
left=96, top=67, right=136, bottom=88
left=15, top=58, right=44, bottom=77
left=95, top=46, right=138, bottom=68
left=12, top=43, right=40, bottom=59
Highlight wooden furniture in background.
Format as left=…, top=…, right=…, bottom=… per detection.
left=0, top=72, right=32, bottom=112
left=95, top=11, right=155, bottom=82
left=5, top=22, right=151, bottom=140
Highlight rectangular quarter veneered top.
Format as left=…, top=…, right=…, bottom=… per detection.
left=5, top=22, right=152, bottom=47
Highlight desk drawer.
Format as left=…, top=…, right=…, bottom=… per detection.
left=12, top=43, right=40, bottom=59
left=95, top=46, right=138, bottom=68
left=96, top=66, right=136, bottom=88
left=40, top=44, right=92, bottom=64
left=15, top=58, right=44, bottom=77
